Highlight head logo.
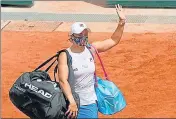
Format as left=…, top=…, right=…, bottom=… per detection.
left=73, top=68, right=78, bottom=71
left=90, top=58, right=93, bottom=62
left=80, top=24, right=84, bottom=27
left=24, top=83, right=52, bottom=99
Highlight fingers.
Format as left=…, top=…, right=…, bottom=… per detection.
left=72, top=111, right=76, bottom=118
left=67, top=111, right=73, bottom=119
left=65, top=109, right=77, bottom=119
left=118, top=4, right=120, bottom=9
left=115, top=4, right=123, bottom=11
left=72, top=110, right=78, bottom=118
left=65, top=108, right=71, bottom=115
left=66, top=111, right=77, bottom=119
left=65, top=103, right=78, bottom=119
left=75, top=111, right=78, bottom=117
left=118, top=4, right=123, bottom=10
left=115, top=4, right=118, bottom=13
left=115, top=4, right=118, bottom=10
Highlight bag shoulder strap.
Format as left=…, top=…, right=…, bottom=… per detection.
left=53, top=49, right=72, bottom=81
left=86, top=44, right=109, bottom=87
left=91, top=45, right=109, bottom=80
left=87, top=45, right=109, bottom=80
left=54, top=50, right=76, bottom=91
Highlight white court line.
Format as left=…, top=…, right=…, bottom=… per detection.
left=1, top=20, right=11, bottom=30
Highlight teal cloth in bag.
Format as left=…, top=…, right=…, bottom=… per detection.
left=88, top=45, right=127, bottom=115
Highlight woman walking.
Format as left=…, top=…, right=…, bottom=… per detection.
left=58, top=4, right=126, bottom=119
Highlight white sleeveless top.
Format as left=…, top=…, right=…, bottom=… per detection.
left=67, top=46, right=97, bottom=106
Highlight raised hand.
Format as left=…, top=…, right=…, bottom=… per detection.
left=115, top=4, right=126, bottom=21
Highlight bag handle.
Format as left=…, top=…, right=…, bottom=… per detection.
left=45, top=59, right=57, bottom=72
left=34, top=49, right=69, bottom=72
left=34, top=53, right=59, bottom=72
left=90, top=45, right=109, bottom=80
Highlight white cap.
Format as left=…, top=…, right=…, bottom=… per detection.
left=69, top=22, right=90, bottom=35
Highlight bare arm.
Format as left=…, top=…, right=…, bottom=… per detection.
left=57, top=52, right=75, bottom=104
left=57, top=52, right=78, bottom=118
left=91, top=4, right=126, bottom=53
left=91, top=20, right=125, bottom=53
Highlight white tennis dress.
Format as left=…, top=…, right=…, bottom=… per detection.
left=67, top=46, right=97, bottom=106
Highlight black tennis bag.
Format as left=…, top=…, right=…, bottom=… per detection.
left=9, top=50, right=80, bottom=119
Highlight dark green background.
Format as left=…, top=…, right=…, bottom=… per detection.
left=107, top=0, right=176, bottom=8
left=1, top=0, right=33, bottom=6
left=1, top=0, right=176, bottom=8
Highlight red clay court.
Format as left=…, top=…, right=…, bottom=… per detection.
left=2, top=31, right=176, bottom=118
left=1, top=1, right=176, bottom=118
